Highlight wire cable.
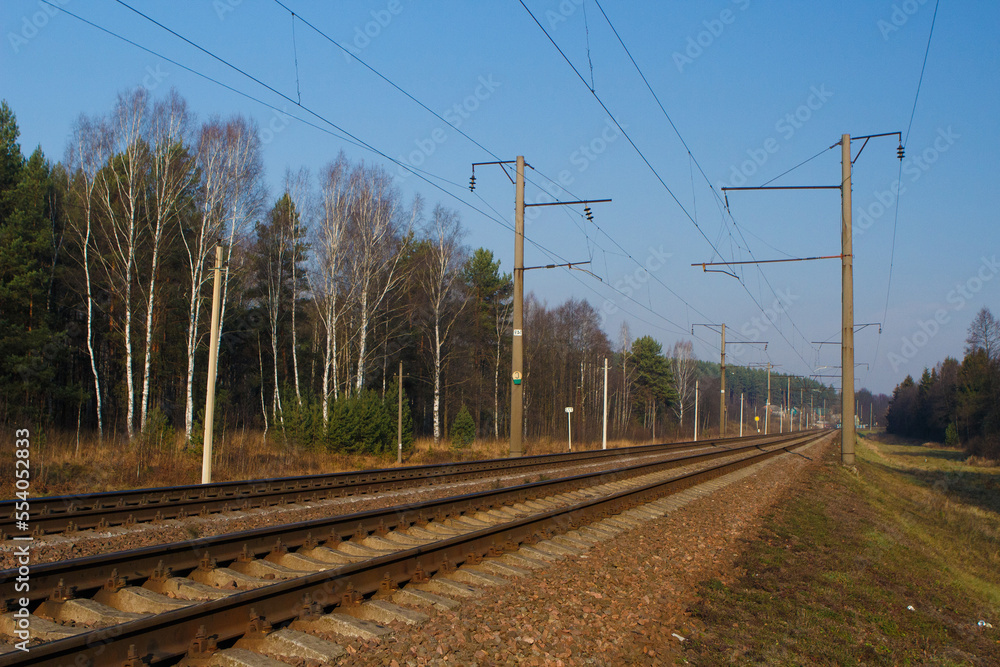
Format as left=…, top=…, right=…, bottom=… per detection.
left=577, top=0, right=821, bottom=372
left=904, top=0, right=940, bottom=144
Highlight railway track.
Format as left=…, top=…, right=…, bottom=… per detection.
left=0, top=433, right=796, bottom=539
left=0, top=430, right=827, bottom=666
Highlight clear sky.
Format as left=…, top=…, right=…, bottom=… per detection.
left=2, top=0, right=997, bottom=395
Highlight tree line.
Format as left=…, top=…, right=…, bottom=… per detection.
left=886, top=307, right=1000, bottom=459
left=0, top=89, right=848, bottom=454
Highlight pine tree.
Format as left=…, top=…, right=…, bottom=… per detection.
left=450, top=404, right=475, bottom=448
left=0, top=103, right=67, bottom=423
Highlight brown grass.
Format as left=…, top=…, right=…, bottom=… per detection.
left=0, top=430, right=661, bottom=499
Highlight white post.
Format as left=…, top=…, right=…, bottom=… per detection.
left=740, top=392, right=744, bottom=437
left=602, top=357, right=608, bottom=450
left=201, top=245, right=223, bottom=485
left=694, top=379, right=699, bottom=442
left=565, top=406, right=573, bottom=451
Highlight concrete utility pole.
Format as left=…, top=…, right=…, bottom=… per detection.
left=766, top=364, right=771, bottom=434
left=841, top=134, right=856, bottom=465
left=511, top=156, right=525, bottom=458
left=694, top=379, right=699, bottom=442
left=751, top=362, right=777, bottom=434
left=472, top=157, right=608, bottom=458
left=694, top=324, right=766, bottom=438
left=786, top=376, right=790, bottom=433
left=716, top=130, right=899, bottom=462
left=602, top=357, right=608, bottom=450
left=397, top=360, right=403, bottom=465
left=720, top=324, right=726, bottom=436
left=201, top=244, right=224, bottom=484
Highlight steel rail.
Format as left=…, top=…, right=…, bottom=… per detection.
left=2, top=432, right=821, bottom=607
left=2, top=431, right=829, bottom=666
left=0, top=432, right=796, bottom=538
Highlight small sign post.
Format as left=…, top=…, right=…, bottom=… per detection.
left=565, top=407, right=574, bottom=452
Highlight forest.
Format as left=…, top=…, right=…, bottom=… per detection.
left=886, top=308, right=1000, bottom=459
left=0, top=89, right=843, bottom=456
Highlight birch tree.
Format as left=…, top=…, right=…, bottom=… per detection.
left=416, top=205, right=467, bottom=443
left=283, top=168, right=311, bottom=407
left=139, top=90, right=195, bottom=432
left=670, top=339, right=696, bottom=427
left=314, top=154, right=350, bottom=424
left=346, top=164, right=410, bottom=391
left=182, top=115, right=262, bottom=441
left=98, top=88, right=149, bottom=439
left=65, top=114, right=110, bottom=439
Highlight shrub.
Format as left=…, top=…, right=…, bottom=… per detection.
left=945, top=422, right=960, bottom=447
left=139, top=407, right=175, bottom=450
left=450, top=405, right=476, bottom=448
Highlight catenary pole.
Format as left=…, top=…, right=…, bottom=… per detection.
left=720, top=323, right=726, bottom=436
left=842, top=134, right=856, bottom=464
left=510, top=156, right=525, bottom=457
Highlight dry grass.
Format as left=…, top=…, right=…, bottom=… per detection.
left=685, top=432, right=1000, bottom=664
left=0, top=430, right=662, bottom=498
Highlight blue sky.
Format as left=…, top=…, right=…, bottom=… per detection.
left=2, top=0, right=997, bottom=395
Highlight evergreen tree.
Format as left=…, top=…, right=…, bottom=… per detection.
left=450, top=404, right=476, bottom=448
left=630, top=335, right=677, bottom=423
left=0, top=103, right=69, bottom=423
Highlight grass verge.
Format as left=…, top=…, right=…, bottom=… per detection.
left=0, top=430, right=657, bottom=498
left=683, top=433, right=1000, bottom=665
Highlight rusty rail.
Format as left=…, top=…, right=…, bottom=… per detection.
left=0, top=432, right=829, bottom=666
left=0, top=432, right=797, bottom=538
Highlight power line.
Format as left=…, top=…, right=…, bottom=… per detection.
left=867, top=0, right=939, bottom=388
left=905, top=0, right=941, bottom=144
left=57, top=1, right=732, bottom=353
left=558, top=0, right=821, bottom=373
left=516, top=0, right=725, bottom=260
left=76, top=1, right=710, bottom=344
left=276, top=0, right=746, bottom=342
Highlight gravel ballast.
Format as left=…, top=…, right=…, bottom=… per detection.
left=328, top=435, right=834, bottom=666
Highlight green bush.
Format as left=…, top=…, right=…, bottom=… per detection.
left=281, top=390, right=322, bottom=451
left=450, top=405, right=476, bottom=448
left=140, top=407, right=174, bottom=450
left=945, top=422, right=960, bottom=447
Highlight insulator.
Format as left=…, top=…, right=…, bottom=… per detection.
left=584, top=205, right=593, bottom=221
left=469, top=174, right=476, bottom=192
left=897, top=143, right=904, bottom=160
